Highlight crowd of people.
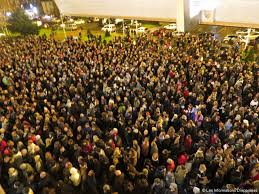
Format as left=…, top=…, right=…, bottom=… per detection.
left=0, top=32, right=258, bottom=194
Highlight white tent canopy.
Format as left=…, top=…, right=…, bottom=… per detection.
left=215, top=0, right=259, bottom=25
left=54, top=0, right=259, bottom=27
left=190, top=0, right=259, bottom=26
left=54, top=0, right=177, bottom=21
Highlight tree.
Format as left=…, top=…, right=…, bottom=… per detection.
left=7, top=9, right=39, bottom=35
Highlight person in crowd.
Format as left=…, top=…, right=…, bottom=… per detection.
left=0, top=32, right=258, bottom=194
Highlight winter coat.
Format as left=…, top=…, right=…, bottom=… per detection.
left=130, top=149, right=138, bottom=167
left=83, top=175, right=98, bottom=194
left=134, top=177, right=149, bottom=194
left=229, top=169, right=242, bottom=185
left=165, top=171, right=175, bottom=187
left=69, top=167, right=81, bottom=186
left=141, top=140, right=150, bottom=157
left=175, top=166, right=187, bottom=185
left=8, top=168, right=19, bottom=185
left=184, top=137, right=192, bottom=151
left=113, top=173, right=125, bottom=193
left=38, top=175, right=56, bottom=192
left=151, top=179, right=166, bottom=194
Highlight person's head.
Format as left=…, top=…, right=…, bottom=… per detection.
left=199, top=164, right=207, bottom=173
left=21, top=187, right=33, bottom=194
left=40, top=171, right=47, bottom=179
left=21, top=149, right=27, bottom=157
left=103, top=184, right=111, bottom=193
left=88, top=170, right=95, bottom=176
left=8, top=167, right=18, bottom=177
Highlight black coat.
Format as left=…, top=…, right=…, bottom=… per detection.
left=134, top=177, right=149, bottom=194
left=37, top=175, right=56, bottom=193
left=82, top=175, right=98, bottom=194
left=112, top=174, right=125, bottom=194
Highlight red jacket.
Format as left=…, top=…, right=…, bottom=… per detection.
left=0, top=140, right=7, bottom=153
left=82, top=143, right=93, bottom=154
left=167, top=161, right=175, bottom=171
left=184, top=137, right=192, bottom=150
left=178, top=153, right=188, bottom=165
left=252, top=173, right=259, bottom=181
left=169, top=70, right=175, bottom=78
left=183, top=89, right=189, bottom=98
left=211, top=135, right=218, bottom=145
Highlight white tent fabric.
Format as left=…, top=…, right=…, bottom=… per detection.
left=191, top=0, right=259, bottom=25
left=54, top=0, right=259, bottom=25
left=54, top=0, right=177, bottom=21
left=215, top=0, right=259, bottom=24
left=190, top=0, right=259, bottom=25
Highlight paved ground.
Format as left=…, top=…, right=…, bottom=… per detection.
left=190, top=24, right=243, bottom=39
left=40, top=21, right=245, bottom=40
left=82, top=21, right=247, bottom=40
left=38, top=21, right=258, bottom=58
